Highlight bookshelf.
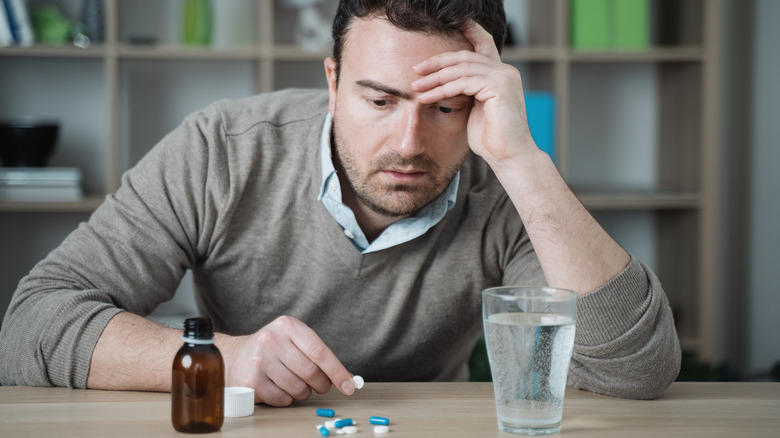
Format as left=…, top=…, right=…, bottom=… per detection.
left=0, top=0, right=721, bottom=362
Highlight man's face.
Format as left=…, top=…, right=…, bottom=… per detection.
left=324, top=18, right=473, bottom=218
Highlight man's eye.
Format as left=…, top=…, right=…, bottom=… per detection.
left=438, top=106, right=454, bottom=114
left=370, top=99, right=388, bottom=107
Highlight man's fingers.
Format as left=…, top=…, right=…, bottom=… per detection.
left=462, top=20, right=500, bottom=60
left=278, top=343, right=332, bottom=394
left=412, top=58, right=496, bottom=97
left=417, top=75, right=500, bottom=106
left=257, top=377, right=295, bottom=406
left=282, top=316, right=355, bottom=395
left=266, top=360, right=313, bottom=401
left=412, top=50, right=493, bottom=79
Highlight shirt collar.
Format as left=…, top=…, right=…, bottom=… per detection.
left=318, top=113, right=337, bottom=202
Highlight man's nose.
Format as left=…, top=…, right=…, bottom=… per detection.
left=395, top=107, right=425, bottom=158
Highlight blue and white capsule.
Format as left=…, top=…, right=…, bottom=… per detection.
left=369, top=416, right=390, bottom=425
left=334, top=418, right=354, bottom=428
left=317, top=408, right=336, bottom=418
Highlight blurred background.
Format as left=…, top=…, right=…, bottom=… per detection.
left=0, top=0, right=777, bottom=382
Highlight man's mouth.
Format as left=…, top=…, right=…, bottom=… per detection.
left=381, top=169, right=427, bottom=183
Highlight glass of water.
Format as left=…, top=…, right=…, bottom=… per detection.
left=482, top=287, right=577, bottom=435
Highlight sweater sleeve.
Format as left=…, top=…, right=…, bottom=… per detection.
left=0, top=106, right=228, bottom=388
left=567, top=256, right=681, bottom=399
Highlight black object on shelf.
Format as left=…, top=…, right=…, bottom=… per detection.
left=0, top=118, right=60, bottom=167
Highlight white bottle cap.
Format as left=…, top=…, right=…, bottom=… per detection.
left=224, top=387, right=255, bottom=417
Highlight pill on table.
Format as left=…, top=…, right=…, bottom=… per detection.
left=317, top=408, right=336, bottom=417
left=325, top=420, right=338, bottom=429
left=352, top=375, right=365, bottom=389
left=373, top=425, right=390, bottom=434
left=319, top=426, right=331, bottom=436
left=342, top=426, right=358, bottom=434
left=369, top=416, right=390, bottom=425
left=334, top=418, right=354, bottom=428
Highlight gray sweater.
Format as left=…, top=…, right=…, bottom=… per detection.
left=0, top=89, right=680, bottom=399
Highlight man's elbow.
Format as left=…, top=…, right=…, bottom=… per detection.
left=569, top=336, right=682, bottom=400
left=623, top=346, right=681, bottom=400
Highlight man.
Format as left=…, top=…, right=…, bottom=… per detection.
left=0, top=0, right=680, bottom=405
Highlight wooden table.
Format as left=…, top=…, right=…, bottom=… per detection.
left=1, top=382, right=778, bottom=437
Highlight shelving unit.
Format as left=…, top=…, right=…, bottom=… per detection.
left=0, top=0, right=721, bottom=362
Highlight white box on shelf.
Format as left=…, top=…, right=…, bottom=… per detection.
left=0, top=185, right=83, bottom=202
left=0, top=167, right=83, bottom=184
left=0, top=167, right=83, bottom=201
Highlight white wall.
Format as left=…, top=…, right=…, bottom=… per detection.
left=746, top=0, right=780, bottom=374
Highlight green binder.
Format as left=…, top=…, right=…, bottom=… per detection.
left=614, top=0, right=649, bottom=49
left=571, top=0, right=611, bottom=49
left=571, top=0, right=650, bottom=50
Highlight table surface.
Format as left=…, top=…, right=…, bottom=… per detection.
left=1, top=382, right=778, bottom=437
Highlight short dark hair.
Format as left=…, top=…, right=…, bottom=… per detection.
left=331, top=0, right=507, bottom=77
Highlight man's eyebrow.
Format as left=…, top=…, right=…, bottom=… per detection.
left=355, top=79, right=413, bottom=100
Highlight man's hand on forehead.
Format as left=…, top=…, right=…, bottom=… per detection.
left=410, top=20, right=501, bottom=105
left=408, top=19, right=534, bottom=165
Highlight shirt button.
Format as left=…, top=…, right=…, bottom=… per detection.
left=344, top=230, right=355, bottom=239
left=329, top=180, right=337, bottom=192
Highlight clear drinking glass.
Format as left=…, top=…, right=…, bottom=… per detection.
left=482, top=287, right=577, bottom=435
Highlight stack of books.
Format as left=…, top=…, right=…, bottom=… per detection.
left=0, top=0, right=34, bottom=47
left=0, top=167, right=83, bottom=202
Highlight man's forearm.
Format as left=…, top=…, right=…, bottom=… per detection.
left=491, top=150, right=630, bottom=296
left=87, top=312, right=182, bottom=391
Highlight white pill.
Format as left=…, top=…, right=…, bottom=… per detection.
left=342, top=426, right=358, bottom=434
left=325, top=420, right=338, bottom=429
left=373, top=425, right=389, bottom=434
left=352, top=375, right=365, bottom=389
left=336, top=430, right=345, bottom=435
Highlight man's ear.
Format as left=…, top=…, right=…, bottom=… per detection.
left=324, top=57, right=338, bottom=115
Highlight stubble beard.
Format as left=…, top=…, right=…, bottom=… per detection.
left=331, top=117, right=466, bottom=218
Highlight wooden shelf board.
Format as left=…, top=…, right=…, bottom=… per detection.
left=1, top=45, right=703, bottom=63
left=116, top=44, right=261, bottom=60
left=271, top=44, right=331, bottom=61
left=500, top=46, right=559, bottom=62
left=575, top=191, right=700, bottom=210
left=0, top=196, right=104, bottom=213
left=568, top=47, right=704, bottom=63
left=0, top=45, right=107, bottom=58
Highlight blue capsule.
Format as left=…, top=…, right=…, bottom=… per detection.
left=319, top=426, right=331, bottom=436
left=316, top=408, right=336, bottom=418
left=369, top=416, right=390, bottom=425
left=334, top=418, right=354, bottom=428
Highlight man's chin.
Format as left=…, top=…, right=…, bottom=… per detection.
left=358, top=191, right=431, bottom=218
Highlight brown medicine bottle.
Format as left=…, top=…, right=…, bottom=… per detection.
left=172, top=317, right=225, bottom=433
